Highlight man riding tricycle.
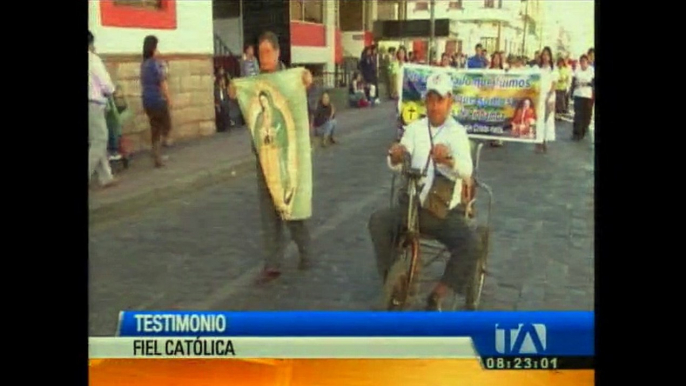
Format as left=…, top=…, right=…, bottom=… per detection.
left=369, top=71, right=493, bottom=311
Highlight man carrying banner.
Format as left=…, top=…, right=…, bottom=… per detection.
left=229, top=31, right=314, bottom=284
left=368, top=71, right=480, bottom=311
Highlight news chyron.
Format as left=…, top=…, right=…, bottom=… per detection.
left=87, top=311, right=594, bottom=369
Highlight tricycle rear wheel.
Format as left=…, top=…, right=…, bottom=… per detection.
left=464, top=225, right=490, bottom=310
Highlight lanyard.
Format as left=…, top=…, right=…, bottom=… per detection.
left=422, top=122, right=445, bottom=176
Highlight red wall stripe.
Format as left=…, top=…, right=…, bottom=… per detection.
left=290, top=22, right=326, bottom=47
left=100, top=0, right=177, bottom=30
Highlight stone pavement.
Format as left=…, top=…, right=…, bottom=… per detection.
left=89, top=102, right=397, bottom=224
left=89, top=109, right=594, bottom=335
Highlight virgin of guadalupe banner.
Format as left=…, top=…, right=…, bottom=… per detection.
left=232, top=68, right=312, bottom=220
left=399, top=63, right=547, bottom=143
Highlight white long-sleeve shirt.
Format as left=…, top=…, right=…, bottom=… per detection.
left=388, top=116, right=473, bottom=210
left=89, top=51, right=114, bottom=104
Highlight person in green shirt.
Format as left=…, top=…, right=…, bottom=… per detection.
left=555, top=58, right=572, bottom=119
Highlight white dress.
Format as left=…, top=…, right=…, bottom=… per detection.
left=539, top=66, right=559, bottom=142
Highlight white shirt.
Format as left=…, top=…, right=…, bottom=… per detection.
left=573, top=66, right=595, bottom=99
left=89, top=51, right=114, bottom=104
left=388, top=116, right=473, bottom=210
left=539, top=66, right=559, bottom=103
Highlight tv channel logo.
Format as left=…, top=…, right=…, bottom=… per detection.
left=495, top=323, right=547, bottom=354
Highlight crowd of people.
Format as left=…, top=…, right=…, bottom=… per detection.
left=376, top=42, right=595, bottom=152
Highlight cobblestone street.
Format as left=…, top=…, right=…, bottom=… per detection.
left=89, top=105, right=594, bottom=336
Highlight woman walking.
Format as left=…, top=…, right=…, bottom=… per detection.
left=140, top=35, right=173, bottom=167
left=571, top=55, right=595, bottom=141
left=555, top=58, right=572, bottom=119
left=535, top=47, right=559, bottom=153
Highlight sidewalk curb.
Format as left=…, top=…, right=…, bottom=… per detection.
left=89, top=102, right=395, bottom=225
left=89, top=157, right=256, bottom=226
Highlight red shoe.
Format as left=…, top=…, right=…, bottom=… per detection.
left=255, top=269, right=281, bottom=285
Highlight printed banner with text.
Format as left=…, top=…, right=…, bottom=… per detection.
left=399, top=64, right=547, bottom=143
left=233, top=68, right=313, bottom=220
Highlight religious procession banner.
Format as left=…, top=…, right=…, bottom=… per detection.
left=399, top=64, right=547, bottom=143
left=232, top=68, right=312, bottom=220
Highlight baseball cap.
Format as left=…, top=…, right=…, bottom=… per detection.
left=424, top=71, right=453, bottom=98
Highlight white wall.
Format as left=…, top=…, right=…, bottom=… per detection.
left=292, top=46, right=330, bottom=64
left=213, top=18, right=243, bottom=55
left=88, top=0, right=213, bottom=54
left=341, top=31, right=366, bottom=58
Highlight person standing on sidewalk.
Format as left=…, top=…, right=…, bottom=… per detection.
left=140, top=35, right=173, bottom=168
left=229, top=31, right=313, bottom=284
left=88, top=30, right=118, bottom=188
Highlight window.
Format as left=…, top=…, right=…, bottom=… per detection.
left=291, top=0, right=323, bottom=24
left=483, top=0, right=503, bottom=8
left=415, top=1, right=429, bottom=11
left=114, top=0, right=161, bottom=9
left=480, top=37, right=497, bottom=53
left=448, top=1, right=463, bottom=10
left=213, top=0, right=240, bottom=19
left=101, top=0, right=177, bottom=29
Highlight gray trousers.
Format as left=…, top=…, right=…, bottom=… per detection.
left=256, top=162, right=311, bottom=270
left=368, top=194, right=479, bottom=295
left=89, top=103, right=114, bottom=185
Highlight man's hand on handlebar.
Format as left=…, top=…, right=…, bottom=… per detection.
left=388, top=143, right=407, bottom=165
left=431, top=144, right=454, bottom=167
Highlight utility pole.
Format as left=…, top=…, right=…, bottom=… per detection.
left=522, top=0, right=529, bottom=56
left=399, top=0, right=408, bottom=48
left=429, top=0, right=436, bottom=64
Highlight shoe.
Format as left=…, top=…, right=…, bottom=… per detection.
left=425, top=293, right=442, bottom=311
left=320, top=136, right=329, bottom=147
left=101, top=178, right=119, bottom=189
left=255, top=269, right=281, bottom=285
left=329, top=136, right=337, bottom=144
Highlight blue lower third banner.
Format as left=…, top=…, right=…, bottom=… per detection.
left=117, top=311, right=593, bottom=357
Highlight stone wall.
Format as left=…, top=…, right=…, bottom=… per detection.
left=101, top=54, right=216, bottom=153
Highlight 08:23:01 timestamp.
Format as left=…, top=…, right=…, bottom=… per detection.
left=482, top=356, right=559, bottom=370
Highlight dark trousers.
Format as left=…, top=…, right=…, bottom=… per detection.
left=555, top=90, right=569, bottom=114
left=256, top=162, right=311, bottom=270
left=573, top=97, right=594, bottom=139
left=144, top=105, right=172, bottom=162
left=368, top=195, right=479, bottom=295
left=215, top=103, right=230, bottom=132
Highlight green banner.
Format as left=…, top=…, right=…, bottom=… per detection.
left=233, top=68, right=312, bottom=220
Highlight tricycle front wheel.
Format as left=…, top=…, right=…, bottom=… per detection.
left=382, top=235, right=420, bottom=311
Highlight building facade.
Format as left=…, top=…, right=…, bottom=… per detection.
left=213, top=0, right=342, bottom=86
left=89, top=0, right=343, bottom=153
left=373, top=0, right=544, bottom=59
left=89, top=0, right=216, bottom=153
